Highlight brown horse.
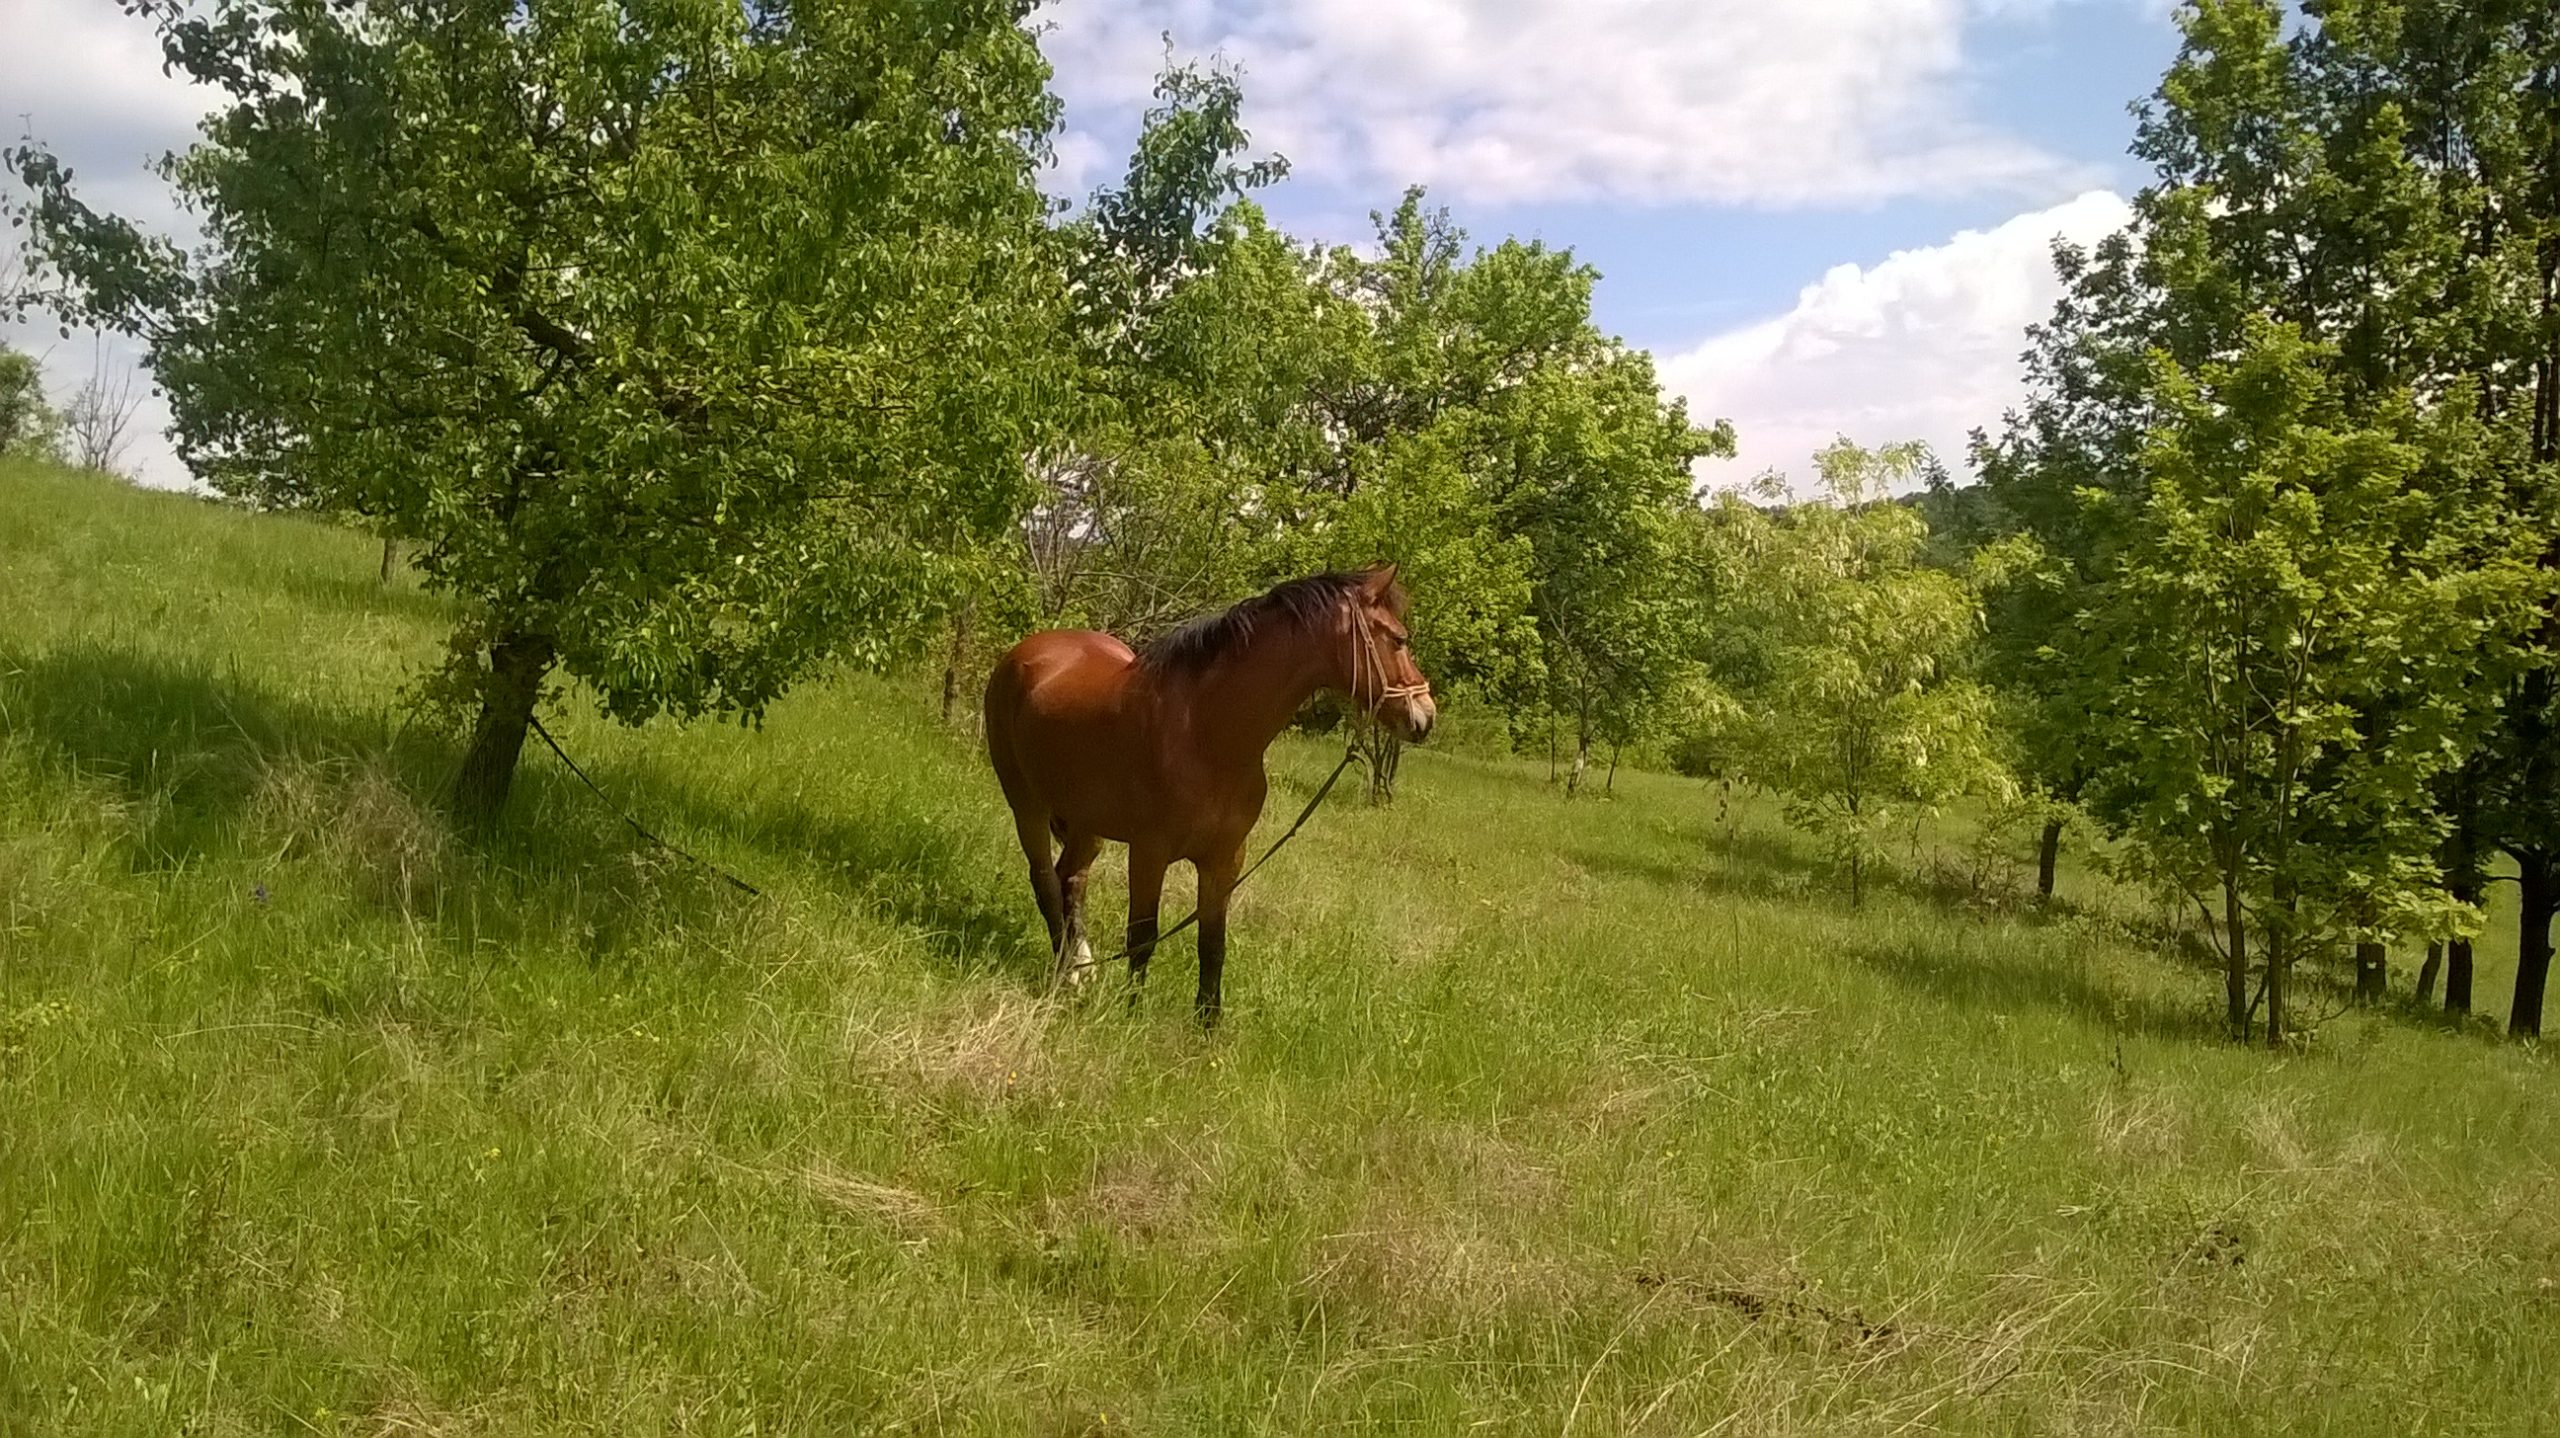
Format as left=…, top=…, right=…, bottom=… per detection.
left=983, top=566, right=1437, bottom=1023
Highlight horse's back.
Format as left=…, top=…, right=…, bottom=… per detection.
left=986, top=629, right=1136, bottom=726
left=984, top=630, right=1144, bottom=825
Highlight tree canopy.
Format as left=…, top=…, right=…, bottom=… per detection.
left=12, top=0, right=1068, bottom=826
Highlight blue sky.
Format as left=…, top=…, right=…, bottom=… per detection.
left=4, top=0, right=2182, bottom=491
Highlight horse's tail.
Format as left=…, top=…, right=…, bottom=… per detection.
left=982, top=643, right=1032, bottom=809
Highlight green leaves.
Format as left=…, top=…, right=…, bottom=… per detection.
left=2075, top=320, right=2541, bottom=1019
left=1698, top=440, right=2011, bottom=900
left=1048, top=121, right=1724, bottom=752
left=13, top=0, right=1068, bottom=812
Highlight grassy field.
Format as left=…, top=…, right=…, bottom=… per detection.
left=1, top=461, right=2554, bottom=1435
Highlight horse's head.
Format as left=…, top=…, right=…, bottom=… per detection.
left=1342, top=564, right=1436, bottom=744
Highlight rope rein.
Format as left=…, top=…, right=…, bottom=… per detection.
left=527, top=714, right=764, bottom=897
left=522, top=599, right=1423, bottom=973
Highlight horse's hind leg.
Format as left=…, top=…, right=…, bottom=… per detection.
left=1053, top=828, right=1103, bottom=990
left=1010, top=812, right=1066, bottom=960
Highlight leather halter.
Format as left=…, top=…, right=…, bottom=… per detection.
left=1351, top=604, right=1432, bottom=711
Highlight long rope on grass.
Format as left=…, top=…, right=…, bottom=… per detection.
left=526, top=715, right=763, bottom=898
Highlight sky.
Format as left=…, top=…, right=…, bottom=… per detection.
left=1, top=0, right=2181, bottom=494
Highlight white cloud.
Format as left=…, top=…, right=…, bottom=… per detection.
left=3, top=0, right=212, bottom=490
left=1658, top=189, right=2135, bottom=491
left=1038, top=0, right=2103, bottom=210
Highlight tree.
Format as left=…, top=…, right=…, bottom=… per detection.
left=1026, top=62, right=1299, bottom=644
left=60, top=346, right=142, bottom=477
left=1300, top=419, right=1540, bottom=800
left=1701, top=440, right=2011, bottom=904
left=1981, top=0, right=2560, bottom=1034
left=2071, top=322, right=2536, bottom=1043
left=11, top=0, right=1065, bottom=829
left=1972, top=227, right=2163, bottom=900
left=0, top=346, right=59, bottom=460
left=1486, top=339, right=1731, bottom=793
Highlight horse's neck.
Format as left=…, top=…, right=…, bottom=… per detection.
left=1174, top=623, right=1334, bottom=763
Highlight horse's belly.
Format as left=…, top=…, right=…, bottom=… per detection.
left=1010, top=708, right=1156, bottom=831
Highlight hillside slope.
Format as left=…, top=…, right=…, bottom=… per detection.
left=1, top=463, right=2553, bottom=1434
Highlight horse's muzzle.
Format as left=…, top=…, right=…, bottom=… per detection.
left=1390, top=692, right=1436, bottom=744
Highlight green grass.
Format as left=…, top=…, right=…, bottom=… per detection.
left=1, top=461, right=2553, bottom=1435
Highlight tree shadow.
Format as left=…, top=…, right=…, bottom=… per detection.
left=1840, top=936, right=2220, bottom=1043
left=637, top=776, right=1051, bottom=985
left=1566, top=827, right=1815, bottom=905
left=0, top=643, right=1024, bottom=981
left=271, top=568, right=454, bottom=625
left=0, top=641, right=408, bottom=868
left=1563, top=816, right=2229, bottom=1043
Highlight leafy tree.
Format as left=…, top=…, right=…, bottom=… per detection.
left=2070, top=322, right=2537, bottom=1043
left=1972, top=227, right=2163, bottom=898
left=1701, top=440, right=2011, bottom=903
left=1482, top=332, right=1731, bottom=793
left=1296, top=419, right=1540, bottom=800
left=1981, top=0, right=2560, bottom=1035
left=10, top=0, right=1065, bottom=828
left=1026, top=62, right=1303, bottom=645
left=0, top=347, right=60, bottom=460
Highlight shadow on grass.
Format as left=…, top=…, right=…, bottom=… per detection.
left=1565, top=816, right=2236, bottom=1042
left=0, top=642, right=1040, bottom=983
left=643, top=779, right=1051, bottom=985
left=1843, top=936, right=2219, bottom=1043
left=1566, top=828, right=1813, bottom=905
left=271, top=567, right=455, bottom=626
left=0, top=641, right=408, bottom=868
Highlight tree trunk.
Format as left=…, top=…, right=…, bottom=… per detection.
left=2444, top=820, right=2482, bottom=1015
left=2035, top=817, right=2063, bottom=900
left=379, top=535, right=398, bottom=586
left=1605, top=746, right=1619, bottom=795
left=1547, top=719, right=1557, bottom=784
left=452, top=632, right=554, bottom=833
left=2353, top=941, right=2387, bottom=1005
left=938, top=605, right=971, bottom=727
left=2514, top=852, right=2556, bottom=1039
left=2418, top=942, right=2442, bottom=1005
left=1566, top=725, right=1591, bottom=797
left=2223, top=880, right=2249, bottom=1041
left=2264, top=927, right=2288, bottom=1050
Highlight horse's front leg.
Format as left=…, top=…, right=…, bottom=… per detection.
left=1194, top=845, right=1243, bottom=1028
left=1125, top=844, right=1170, bottom=1003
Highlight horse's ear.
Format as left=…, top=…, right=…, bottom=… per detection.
left=1362, top=562, right=1399, bottom=597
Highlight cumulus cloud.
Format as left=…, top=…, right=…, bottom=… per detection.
left=1659, top=189, right=2136, bottom=492
left=1038, top=0, right=2100, bottom=210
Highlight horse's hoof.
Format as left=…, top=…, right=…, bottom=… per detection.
left=1055, top=935, right=1099, bottom=994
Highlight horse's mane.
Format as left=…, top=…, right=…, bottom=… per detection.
left=1138, top=570, right=1383, bottom=674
